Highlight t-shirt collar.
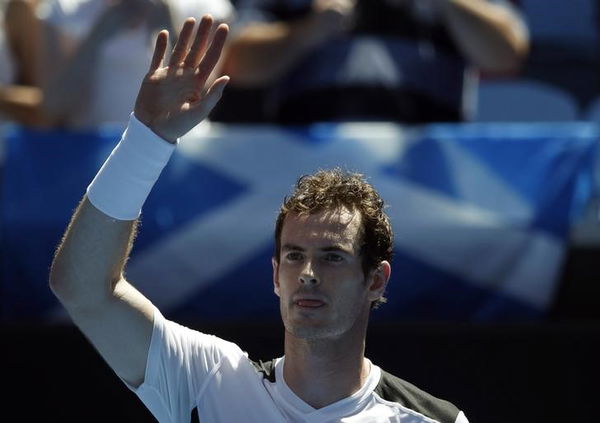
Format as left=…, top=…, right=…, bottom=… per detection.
left=272, top=356, right=382, bottom=422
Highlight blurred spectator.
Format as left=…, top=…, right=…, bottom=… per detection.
left=216, top=0, right=529, bottom=124
left=4, top=0, right=39, bottom=86
left=2, top=0, right=233, bottom=129
left=38, top=0, right=234, bottom=129
left=0, top=0, right=46, bottom=125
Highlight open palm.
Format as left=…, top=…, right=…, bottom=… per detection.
left=134, top=16, right=229, bottom=142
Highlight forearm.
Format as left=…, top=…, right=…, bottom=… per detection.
left=437, top=0, right=529, bottom=73
left=50, top=109, right=178, bottom=305
left=223, top=15, right=333, bottom=87
left=50, top=197, right=138, bottom=310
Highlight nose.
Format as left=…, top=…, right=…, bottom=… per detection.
left=299, top=260, right=319, bottom=286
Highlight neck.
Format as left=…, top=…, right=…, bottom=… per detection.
left=282, top=323, right=371, bottom=408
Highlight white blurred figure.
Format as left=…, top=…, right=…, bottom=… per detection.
left=34, top=0, right=233, bottom=129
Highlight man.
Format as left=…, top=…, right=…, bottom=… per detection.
left=216, top=0, right=529, bottom=123
left=50, top=16, right=469, bottom=422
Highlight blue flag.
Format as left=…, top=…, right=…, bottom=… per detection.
left=1, top=121, right=597, bottom=322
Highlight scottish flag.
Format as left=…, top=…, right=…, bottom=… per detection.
left=1, top=121, right=597, bottom=322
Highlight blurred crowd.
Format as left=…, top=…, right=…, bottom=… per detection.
left=216, top=0, right=529, bottom=123
left=0, top=0, right=534, bottom=130
left=0, top=0, right=233, bottom=128
left=7, top=0, right=599, bottom=130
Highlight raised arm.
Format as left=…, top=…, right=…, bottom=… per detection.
left=49, top=16, right=229, bottom=387
left=435, top=0, right=529, bottom=73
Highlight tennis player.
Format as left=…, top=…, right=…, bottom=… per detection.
left=50, top=15, right=469, bottom=423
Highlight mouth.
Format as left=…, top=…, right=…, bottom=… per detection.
left=294, top=299, right=326, bottom=308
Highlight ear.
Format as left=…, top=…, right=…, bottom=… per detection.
left=367, top=260, right=391, bottom=302
left=272, top=257, right=280, bottom=297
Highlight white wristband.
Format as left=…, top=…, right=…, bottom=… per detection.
left=86, top=113, right=178, bottom=220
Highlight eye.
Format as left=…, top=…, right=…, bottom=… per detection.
left=285, top=251, right=303, bottom=262
left=324, top=253, right=344, bottom=263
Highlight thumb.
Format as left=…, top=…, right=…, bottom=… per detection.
left=194, top=75, right=230, bottom=119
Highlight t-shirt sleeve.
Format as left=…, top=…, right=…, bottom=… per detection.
left=127, top=307, right=246, bottom=423
left=455, top=410, right=470, bottom=423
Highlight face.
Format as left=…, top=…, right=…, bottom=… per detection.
left=273, top=207, right=389, bottom=340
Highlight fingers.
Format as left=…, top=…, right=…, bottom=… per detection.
left=168, top=18, right=196, bottom=67
left=183, top=15, right=214, bottom=69
left=207, top=75, right=230, bottom=102
left=149, top=30, right=168, bottom=72
left=194, top=23, right=229, bottom=89
left=164, top=15, right=228, bottom=85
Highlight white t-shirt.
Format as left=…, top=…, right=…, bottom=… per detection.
left=38, top=0, right=233, bottom=128
left=128, top=308, right=469, bottom=423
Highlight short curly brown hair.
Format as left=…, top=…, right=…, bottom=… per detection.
left=273, top=169, right=393, bottom=309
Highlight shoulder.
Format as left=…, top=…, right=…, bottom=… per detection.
left=374, top=369, right=463, bottom=423
left=158, top=312, right=236, bottom=345
left=151, top=311, right=247, bottom=370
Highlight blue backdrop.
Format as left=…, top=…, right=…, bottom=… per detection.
left=1, top=121, right=597, bottom=323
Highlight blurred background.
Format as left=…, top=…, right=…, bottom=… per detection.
left=0, top=0, right=599, bottom=422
